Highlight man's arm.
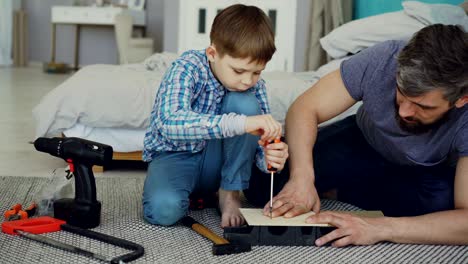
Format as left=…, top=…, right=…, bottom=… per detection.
left=308, top=157, right=468, bottom=246
left=268, top=69, right=357, bottom=217
left=387, top=156, right=468, bottom=244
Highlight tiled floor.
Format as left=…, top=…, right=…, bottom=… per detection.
left=0, top=65, right=146, bottom=178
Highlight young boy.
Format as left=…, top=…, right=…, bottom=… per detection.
left=142, top=4, right=289, bottom=228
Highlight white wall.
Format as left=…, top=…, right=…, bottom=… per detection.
left=24, top=0, right=165, bottom=66
left=163, top=0, right=311, bottom=72
left=24, top=0, right=310, bottom=71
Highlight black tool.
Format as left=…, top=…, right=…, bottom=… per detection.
left=34, top=137, right=113, bottom=229
left=181, top=216, right=251, bottom=255
left=223, top=211, right=382, bottom=246
left=224, top=225, right=335, bottom=246
left=2, top=216, right=145, bottom=264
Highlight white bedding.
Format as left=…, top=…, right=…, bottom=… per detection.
left=62, top=105, right=362, bottom=153
left=60, top=63, right=363, bottom=152
left=35, top=66, right=312, bottom=136
left=63, top=124, right=144, bottom=152
left=57, top=69, right=328, bottom=152
left=33, top=64, right=164, bottom=137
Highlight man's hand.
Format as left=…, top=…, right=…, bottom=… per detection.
left=263, top=177, right=320, bottom=218
left=245, top=114, right=282, bottom=143
left=306, top=211, right=389, bottom=247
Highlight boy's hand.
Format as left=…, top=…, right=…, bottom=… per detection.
left=245, top=114, right=282, bottom=142
left=263, top=139, right=289, bottom=171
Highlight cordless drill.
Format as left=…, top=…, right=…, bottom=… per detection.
left=34, top=137, right=113, bottom=228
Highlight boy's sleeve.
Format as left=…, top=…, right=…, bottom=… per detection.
left=155, top=60, right=224, bottom=141
left=254, top=79, right=271, bottom=115
left=253, top=79, right=269, bottom=173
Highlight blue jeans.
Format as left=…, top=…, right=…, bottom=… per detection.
left=143, top=92, right=261, bottom=225
left=245, top=115, right=455, bottom=217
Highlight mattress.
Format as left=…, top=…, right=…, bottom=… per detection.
left=62, top=61, right=360, bottom=153
left=63, top=124, right=144, bottom=152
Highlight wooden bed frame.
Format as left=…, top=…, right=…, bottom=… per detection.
left=93, top=151, right=143, bottom=172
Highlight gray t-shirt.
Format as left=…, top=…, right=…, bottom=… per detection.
left=340, top=40, right=468, bottom=167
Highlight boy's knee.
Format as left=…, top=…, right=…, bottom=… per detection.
left=223, top=92, right=261, bottom=116
left=143, top=191, right=188, bottom=226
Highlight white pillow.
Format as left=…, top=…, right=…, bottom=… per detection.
left=262, top=71, right=311, bottom=130
left=143, top=52, right=179, bottom=72
left=320, top=11, right=425, bottom=59
left=403, top=1, right=468, bottom=30
left=262, top=57, right=363, bottom=132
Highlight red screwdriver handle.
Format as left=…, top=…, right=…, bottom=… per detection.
left=265, top=138, right=282, bottom=172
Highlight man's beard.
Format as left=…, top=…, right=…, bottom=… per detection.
left=394, top=103, right=450, bottom=135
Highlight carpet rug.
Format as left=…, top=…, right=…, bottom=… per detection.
left=0, top=176, right=466, bottom=264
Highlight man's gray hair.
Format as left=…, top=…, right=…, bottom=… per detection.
left=397, top=24, right=468, bottom=105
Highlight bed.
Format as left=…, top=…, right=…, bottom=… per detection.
left=32, top=1, right=468, bottom=171
left=35, top=61, right=345, bottom=171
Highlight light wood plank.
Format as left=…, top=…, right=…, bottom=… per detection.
left=240, top=208, right=328, bottom=227
left=92, top=165, right=104, bottom=173
left=239, top=208, right=383, bottom=227
left=113, top=151, right=142, bottom=161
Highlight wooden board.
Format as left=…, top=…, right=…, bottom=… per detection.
left=92, top=151, right=143, bottom=172
left=239, top=208, right=384, bottom=227
left=113, top=151, right=142, bottom=161
left=240, top=208, right=329, bottom=227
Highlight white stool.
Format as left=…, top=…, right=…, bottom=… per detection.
left=114, top=12, right=153, bottom=64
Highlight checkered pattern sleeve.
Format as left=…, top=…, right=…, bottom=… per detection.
left=155, top=60, right=223, bottom=141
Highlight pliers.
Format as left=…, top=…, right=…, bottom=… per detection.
left=4, top=203, right=37, bottom=221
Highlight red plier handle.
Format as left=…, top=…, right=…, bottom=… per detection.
left=2, top=216, right=65, bottom=235
left=4, top=204, right=22, bottom=221
left=4, top=203, right=37, bottom=221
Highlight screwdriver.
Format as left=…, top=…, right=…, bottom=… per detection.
left=266, top=138, right=281, bottom=219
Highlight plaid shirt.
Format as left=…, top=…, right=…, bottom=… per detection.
left=143, top=49, right=270, bottom=172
